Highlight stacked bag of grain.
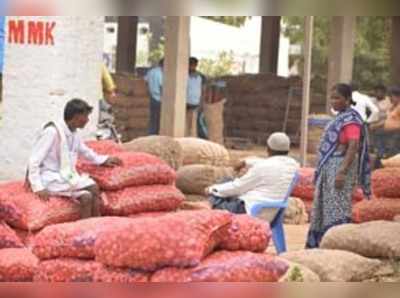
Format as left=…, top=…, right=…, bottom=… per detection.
left=0, top=181, right=81, bottom=232
left=0, top=221, right=39, bottom=281
left=94, top=211, right=288, bottom=282
left=353, top=168, right=400, bottom=223
left=176, top=138, right=231, bottom=167
left=77, top=141, right=185, bottom=216
left=30, top=210, right=288, bottom=282
left=175, top=138, right=233, bottom=204
left=293, top=167, right=366, bottom=219
left=123, top=136, right=183, bottom=170
left=0, top=140, right=291, bottom=282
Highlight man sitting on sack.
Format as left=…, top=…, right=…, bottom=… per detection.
left=206, top=132, right=299, bottom=222
left=26, top=99, right=122, bottom=218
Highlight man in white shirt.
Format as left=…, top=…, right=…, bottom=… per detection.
left=206, top=132, right=300, bottom=222
left=351, top=85, right=379, bottom=123
left=27, top=99, right=122, bottom=218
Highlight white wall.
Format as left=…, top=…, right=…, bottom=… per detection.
left=0, top=16, right=104, bottom=181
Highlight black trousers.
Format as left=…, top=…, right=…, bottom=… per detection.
left=209, top=195, right=246, bottom=214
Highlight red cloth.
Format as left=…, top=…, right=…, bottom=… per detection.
left=339, top=124, right=361, bottom=144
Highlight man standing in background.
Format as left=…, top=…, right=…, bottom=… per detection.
left=370, top=84, right=392, bottom=159
left=186, top=57, right=205, bottom=137
left=351, top=83, right=380, bottom=124
left=145, top=58, right=164, bottom=135
left=384, top=86, right=400, bottom=157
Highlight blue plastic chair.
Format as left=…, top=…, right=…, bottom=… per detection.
left=248, top=172, right=300, bottom=255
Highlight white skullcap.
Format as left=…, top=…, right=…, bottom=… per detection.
left=267, top=132, right=291, bottom=152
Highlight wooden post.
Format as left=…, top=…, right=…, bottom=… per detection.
left=159, top=17, right=190, bottom=137
left=259, top=16, right=281, bottom=74
left=116, top=16, right=138, bottom=73
left=326, top=16, right=356, bottom=112
left=147, top=16, right=164, bottom=55
left=392, top=16, right=400, bottom=84
left=300, top=16, right=314, bottom=166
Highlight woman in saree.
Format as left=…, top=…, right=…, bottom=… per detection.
left=306, top=83, right=371, bottom=248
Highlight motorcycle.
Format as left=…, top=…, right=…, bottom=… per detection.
left=96, top=99, right=121, bottom=143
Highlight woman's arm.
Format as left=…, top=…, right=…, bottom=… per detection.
left=335, top=140, right=359, bottom=189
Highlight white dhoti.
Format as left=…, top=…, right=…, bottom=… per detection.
left=41, top=171, right=96, bottom=199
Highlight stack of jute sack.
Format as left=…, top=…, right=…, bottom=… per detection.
left=291, top=166, right=400, bottom=223
left=30, top=211, right=291, bottom=282
left=174, top=138, right=234, bottom=203
left=123, top=136, right=234, bottom=207
left=292, top=168, right=366, bottom=219
left=111, top=74, right=150, bottom=142
left=352, top=168, right=400, bottom=223
left=76, top=141, right=184, bottom=217
left=0, top=140, right=296, bottom=282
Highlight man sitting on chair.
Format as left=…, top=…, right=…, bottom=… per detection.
left=206, top=132, right=299, bottom=222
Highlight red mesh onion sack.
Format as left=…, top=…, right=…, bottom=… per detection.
left=353, top=199, right=400, bottom=223
left=214, top=214, right=271, bottom=252
left=372, top=168, right=400, bottom=198
left=0, top=181, right=81, bottom=231
left=101, top=185, right=185, bottom=216
left=292, top=168, right=315, bottom=201
left=293, top=169, right=366, bottom=203
left=0, top=221, right=24, bottom=249
left=32, top=217, right=132, bottom=260
left=94, top=210, right=232, bottom=271
left=129, top=211, right=172, bottom=219
left=77, top=152, right=176, bottom=190
left=0, top=248, right=39, bottom=282
left=84, top=140, right=124, bottom=155
left=14, top=229, right=37, bottom=247
left=34, top=259, right=149, bottom=282
left=151, top=251, right=289, bottom=282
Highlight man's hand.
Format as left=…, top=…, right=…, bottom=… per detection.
left=35, top=190, right=50, bottom=201
left=103, top=156, right=123, bottom=168
left=233, top=160, right=246, bottom=172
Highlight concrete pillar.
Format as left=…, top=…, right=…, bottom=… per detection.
left=116, top=16, right=138, bottom=73
left=259, top=16, right=281, bottom=74
left=0, top=16, right=104, bottom=180
left=392, top=17, right=400, bottom=84
left=159, top=17, right=190, bottom=137
left=326, top=16, right=356, bottom=111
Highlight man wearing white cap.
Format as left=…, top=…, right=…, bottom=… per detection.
left=206, top=132, right=300, bottom=222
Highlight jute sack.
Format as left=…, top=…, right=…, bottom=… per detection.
left=320, top=221, right=400, bottom=259
left=382, top=154, right=400, bottom=168
left=284, top=197, right=309, bottom=225
left=176, top=165, right=234, bottom=195
left=281, top=249, right=382, bottom=282
left=123, top=136, right=183, bottom=170
left=176, top=138, right=231, bottom=167
left=279, top=260, right=320, bottom=282
left=203, top=99, right=226, bottom=145
left=184, top=194, right=208, bottom=202
left=179, top=201, right=211, bottom=211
